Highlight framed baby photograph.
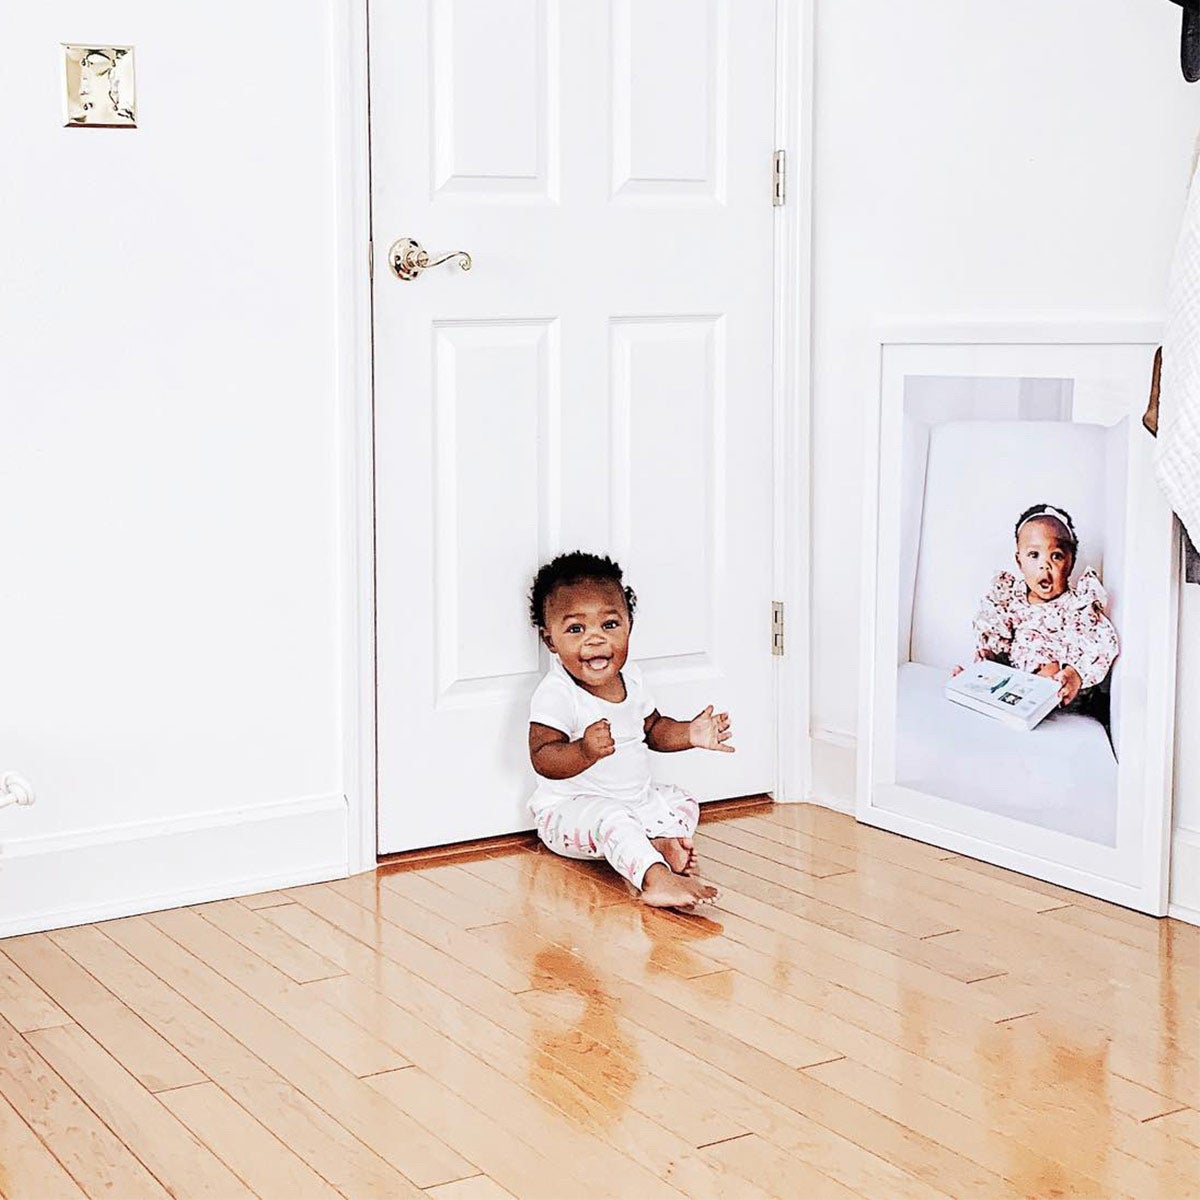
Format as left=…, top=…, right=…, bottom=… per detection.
left=858, top=323, right=1179, bottom=914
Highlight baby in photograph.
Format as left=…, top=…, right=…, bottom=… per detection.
left=526, top=551, right=730, bottom=911
left=953, top=503, right=1119, bottom=708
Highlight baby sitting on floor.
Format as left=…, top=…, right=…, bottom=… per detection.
left=526, top=551, right=731, bottom=912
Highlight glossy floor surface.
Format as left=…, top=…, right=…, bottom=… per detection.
left=1, top=802, right=1197, bottom=1199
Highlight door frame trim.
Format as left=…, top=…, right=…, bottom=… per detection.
left=338, top=0, right=818, bottom=869
left=333, top=0, right=377, bottom=873
left=772, top=0, right=816, bottom=804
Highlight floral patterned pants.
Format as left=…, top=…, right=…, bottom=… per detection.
left=534, top=783, right=700, bottom=889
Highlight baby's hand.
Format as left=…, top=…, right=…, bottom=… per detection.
left=1034, top=661, right=1062, bottom=680
left=580, top=719, right=615, bottom=764
left=689, top=705, right=735, bottom=753
left=1055, top=666, right=1082, bottom=707
left=954, top=651, right=996, bottom=676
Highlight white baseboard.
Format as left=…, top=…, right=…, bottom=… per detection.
left=1168, top=826, right=1200, bottom=927
left=0, top=794, right=349, bottom=938
left=808, top=725, right=856, bottom=813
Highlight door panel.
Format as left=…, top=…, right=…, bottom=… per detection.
left=373, top=1, right=777, bottom=853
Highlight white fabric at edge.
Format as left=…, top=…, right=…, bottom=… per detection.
left=1159, top=161, right=1200, bottom=548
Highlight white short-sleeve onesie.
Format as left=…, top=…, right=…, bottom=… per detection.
left=527, top=657, right=701, bottom=888
left=528, top=657, right=657, bottom=814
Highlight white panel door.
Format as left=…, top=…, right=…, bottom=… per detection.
left=373, top=0, right=778, bottom=853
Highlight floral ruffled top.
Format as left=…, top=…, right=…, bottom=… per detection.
left=972, top=568, right=1119, bottom=688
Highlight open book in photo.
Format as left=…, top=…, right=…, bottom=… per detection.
left=943, top=660, right=1062, bottom=731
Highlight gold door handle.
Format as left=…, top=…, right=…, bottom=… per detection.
left=388, top=237, right=472, bottom=281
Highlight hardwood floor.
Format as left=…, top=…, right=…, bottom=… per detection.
left=1, top=802, right=1197, bottom=1199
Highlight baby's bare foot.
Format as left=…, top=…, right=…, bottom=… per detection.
left=639, top=863, right=719, bottom=912
left=679, top=836, right=697, bottom=876
left=651, top=836, right=693, bottom=875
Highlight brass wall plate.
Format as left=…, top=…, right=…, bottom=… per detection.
left=63, top=45, right=136, bottom=128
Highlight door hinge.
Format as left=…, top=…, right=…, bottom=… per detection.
left=771, top=601, right=785, bottom=656
left=772, top=149, right=786, bottom=207
left=368, top=241, right=374, bottom=276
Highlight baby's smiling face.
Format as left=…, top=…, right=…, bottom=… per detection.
left=1015, top=517, right=1074, bottom=604
left=540, top=578, right=631, bottom=699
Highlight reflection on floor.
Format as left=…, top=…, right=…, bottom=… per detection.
left=0, top=801, right=1197, bottom=1199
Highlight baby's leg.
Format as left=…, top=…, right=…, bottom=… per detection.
left=638, top=784, right=701, bottom=875
left=535, top=796, right=717, bottom=909
left=535, top=796, right=667, bottom=887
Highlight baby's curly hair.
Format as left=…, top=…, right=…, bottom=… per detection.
left=1015, top=503, right=1078, bottom=556
left=528, top=551, right=637, bottom=630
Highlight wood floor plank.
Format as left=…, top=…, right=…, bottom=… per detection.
left=48, top=923, right=424, bottom=1198
left=517, top=937, right=1009, bottom=1196
left=425, top=1175, right=517, bottom=1200
left=379, top=865, right=502, bottom=928
left=0, top=1013, right=170, bottom=1199
left=755, top=806, right=955, bottom=867
left=3, top=932, right=207, bottom=1093
left=535, top=825, right=1196, bottom=1131
left=385, top=859, right=720, bottom=982
left=236, top=890, right=293, bottom=910
left=702, top=1133, right=864, bottom=1200
left=461, top=859, right=1170, bottom=1198
left=152, top=905, right=409, bottom=1077
left=926, top=907, right=1198, bottom=1000
left=654, top=894, right=1182, bottom=1146
left=282, top=882, right=760, bottom=1189
left=697, top=835, right=959, bottom=940
left=405, top=909, right=947, bottom=1200
left=439, top=867, right=1008, bottom=1198
left=296, top=877, right=745, bottom=1146
left=295, top=873, right=897, bottom=1200
left=367, top=1067, right=597, bottom=1200
left=937, top=851, right=1179, bottom=928
left=465, top=840, right=1190, bottom=1128
left=191, top=899, right=346, bottom=983
left=1041, top=899, right=1200, bottom=961
left=113, top=910, right=471, bottom=1189
left=698, top=820, right=860, bottom=880
left=0, top=1090, right=87, bottom=1200
left=463, top=856, right=842, bottom=1069
left=307, top=973, right=667, bottom=1200
left=25, top=1022, right=254, bottom=1200
left=1154, top=1106, right=1200, bottom=1149
left=728, top=819, right=1198, bottom=992
left=298, top=961, right=680, bottom=1200
left=283, top=886, right=790, bottom=1200
left=697, top=854, right=1001, bottom=984
left=4, top=801, right=1194, bottom=1200
left=967, top=972, right=1199, bottom=1107
left=157, top=1081, right=343, bottom=1200
left=333, top=872, right=535, bottom=990
left=804, top=1055, right=1129, bottom=1200
left=0, top=950, right=72, bottom=1033
left=675, top=886, right=1185, bottom=1125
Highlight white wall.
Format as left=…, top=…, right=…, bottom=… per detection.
left=807, top=0, right=1200, bottom=918
left=0, top=2, right=350, bottom=934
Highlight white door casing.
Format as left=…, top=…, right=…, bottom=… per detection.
left=372, top=0, right=780, bottom=853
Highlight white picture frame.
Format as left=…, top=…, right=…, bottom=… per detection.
left=858, top=323, right=1179, bottom=915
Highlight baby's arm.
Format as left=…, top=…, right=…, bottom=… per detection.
left=529, top=720, right=613, bottom=779
left=953, top=577, right=1015, bottom=675
left=971, top=575, right=1017, bottom=663
left=644, top=705, right=734, bottom=754
left=1066, top=609, right=1120, bottom=690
